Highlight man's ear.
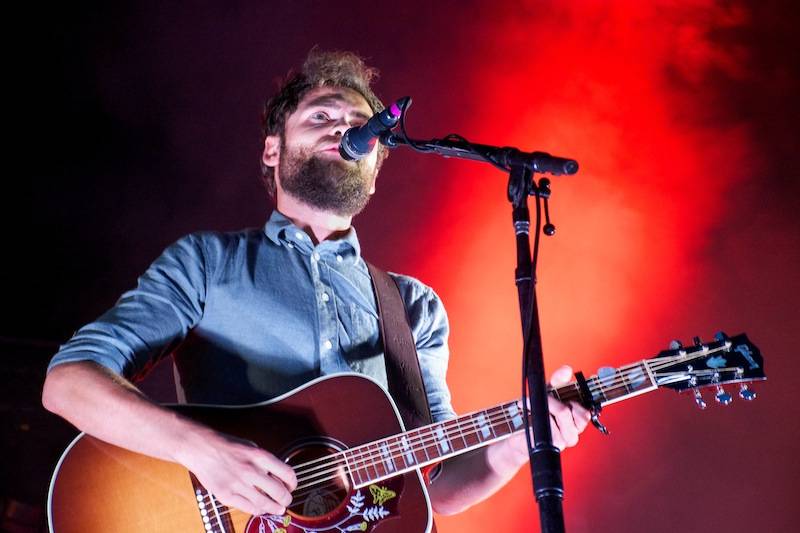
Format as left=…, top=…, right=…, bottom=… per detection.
left=262, top=135, right=280, bottom=168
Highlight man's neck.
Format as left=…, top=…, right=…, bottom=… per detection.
left=276, top=194, right=353, bottom=244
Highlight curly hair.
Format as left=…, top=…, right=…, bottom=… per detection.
left=260, top=48, right=388, bottom=196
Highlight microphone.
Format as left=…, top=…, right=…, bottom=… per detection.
left=339, top=99, right=404, bottom=161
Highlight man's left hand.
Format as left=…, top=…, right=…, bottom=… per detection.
left=497, top=365, right=592, bottom=467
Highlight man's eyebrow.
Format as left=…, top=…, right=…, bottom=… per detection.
left=300, top=94, right=372, bottom=120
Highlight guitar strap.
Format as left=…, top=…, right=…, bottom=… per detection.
left=367, top=263, right=441, bottom=532
left=366, top=262, right=434, bottom=431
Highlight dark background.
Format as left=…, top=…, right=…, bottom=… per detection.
left=2, top=2, right=798, bottom=532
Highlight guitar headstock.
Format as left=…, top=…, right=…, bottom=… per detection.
left=649, top=332, right=765, bottom=408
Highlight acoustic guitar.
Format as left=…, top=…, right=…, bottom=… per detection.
left=48, top=332, right=764, bottom=533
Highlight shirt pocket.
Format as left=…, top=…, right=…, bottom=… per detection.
left=339, top=302, right=380, bottom=358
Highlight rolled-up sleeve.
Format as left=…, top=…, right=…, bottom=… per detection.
left=48, top=234, right=208, bottom=379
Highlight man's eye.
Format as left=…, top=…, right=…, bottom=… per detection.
left=310, top=112, right=330, bottom=121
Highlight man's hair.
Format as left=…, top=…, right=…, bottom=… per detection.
left=261, top=48, right=388, bottom=196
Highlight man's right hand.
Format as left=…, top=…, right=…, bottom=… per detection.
left=176, top=430, right=298, bottom=517
left=42, top=362, right=297, bottom=518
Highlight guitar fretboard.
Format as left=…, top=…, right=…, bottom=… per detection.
left=343, top=360, right=657, bottom=486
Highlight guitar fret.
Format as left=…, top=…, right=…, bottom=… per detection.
left=348, top=450, right=364, bottom=485
left=501, top=403, right=515, bottom=434
left=597, top=376, right=610, bottom=402
left=619, top=367, right=632, bottom=394
left=461, top=417, right=477, bottom=448
left=464, top=417, right=480, bottom=448
left=383, top=437, right=401, bottom=471
left=415, top=428, right=431, bottom=464
left=469, top=416, right=481, bottom=445
left=642, top=361, right=656, bottom=388
left=434, top=424, right=451, bottom=454
left=342, top=449, right=356, bottom=486
left=369, top=443, right=382, bottom=479
left=642, top=361, right=658, bottom=387
left=475, top=411, right=493, bottom=441
left=379, top=441, right=396, bottom=473
left=419, top=429, right=432, bottom=462
left=400, top=435, right=416, bottom=467
left=553, top=384, right=580, bottom=403
left=487, top=410, right=499, bottom=438
left=456, top=418, right=470, bottom=449
left=506, top=401, right=525, bottom=430
left=490, top=406, right=511, bottom=437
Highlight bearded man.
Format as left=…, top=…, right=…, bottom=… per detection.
left=42, top=49, right=589, bottom=521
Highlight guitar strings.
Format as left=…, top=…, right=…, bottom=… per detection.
left=287, top=347, right=730, bottom=483
left=283, top=408, right=511, bottom=493
left=291, top=349, right=733, bottom=495
left=286, top=400, right=519, bottom=486
left=299, top=404, right=524, bottom=496
left=285, top=349, right=724, bottom=491
left=194, top=346, right=739, bottom=523
left=295, top=348, right=726, bottom=485
left=303, top=349, right=739, bottom=491
left=293, top=403, right=518, bottom=487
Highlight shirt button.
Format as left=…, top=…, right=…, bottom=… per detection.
left=336, top=255, right=343, bottom=263
left=295, top=231, right=304, bottom=240
left=323, top=339, right=333, bottom=350
left=312, top=252, right=321, bottom=261
left=321, top=292, right=330, bottom=302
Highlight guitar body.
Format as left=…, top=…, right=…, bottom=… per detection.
left=48, top=374, right=432, bottom=533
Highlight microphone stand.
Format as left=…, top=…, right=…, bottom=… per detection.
left=382, top=132, right=577, bottom=533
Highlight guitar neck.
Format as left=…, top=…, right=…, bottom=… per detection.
left=343, top=360, right=658, bottom=487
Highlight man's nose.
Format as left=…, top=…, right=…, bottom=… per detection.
left=332, top=116, right=358, bottom=137
left=331, top=118, right=349, bottom=137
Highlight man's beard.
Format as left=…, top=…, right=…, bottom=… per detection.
left=278, top=143, right=376, bottom=217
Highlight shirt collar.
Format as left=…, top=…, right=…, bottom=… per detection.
left=264, top=210, right=362, bottom=259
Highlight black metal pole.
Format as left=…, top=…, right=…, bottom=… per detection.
left=508, top=164, right=565, bottom=533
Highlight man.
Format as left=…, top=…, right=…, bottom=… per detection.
left=42, top=49, right=589, bottom=519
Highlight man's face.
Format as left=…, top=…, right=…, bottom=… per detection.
left=263, top=86, right=380, bottom=216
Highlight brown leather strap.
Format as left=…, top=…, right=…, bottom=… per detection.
left=366, top=262, right=434, bottom=430
left=368, top=263, right=440, bottom=531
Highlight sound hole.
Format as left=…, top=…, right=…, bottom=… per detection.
left=285, top=442, right=350, bottom=519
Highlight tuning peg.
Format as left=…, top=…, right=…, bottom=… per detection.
left=693, top=389, right=707, bottom=409
left=714, top=331, right=729, bottom=342
left=715, top=386, right=733, bottom=405
left=739, top=384, right=757, bottom=401
left=693, top=336, right=703, bottom=347
left=669, top=339, right=683, bottom=350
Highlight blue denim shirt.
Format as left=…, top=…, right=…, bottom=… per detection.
left=49, top=211, right=456, bottom=422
